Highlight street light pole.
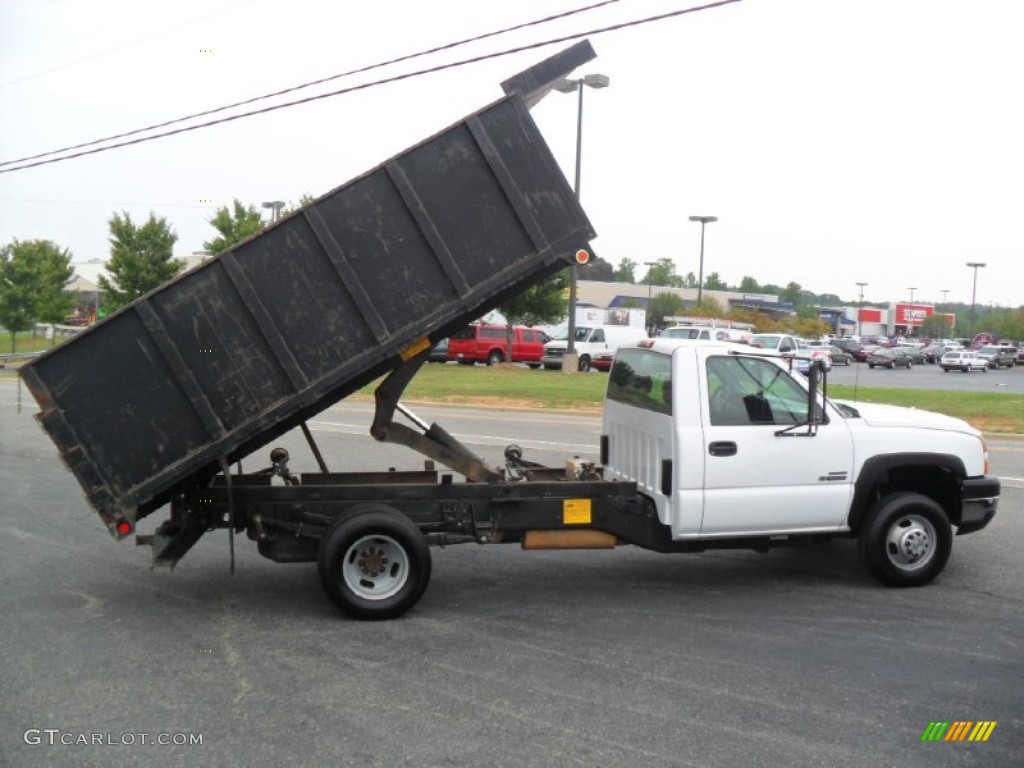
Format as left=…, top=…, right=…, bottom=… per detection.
left=966, top=262, right=986, bottom=337
left=554, top=74, right=609, bottom=372
left=262, top=200, right=285, bottom=223
left=856, top=282, right=868, bottom=339
left=688, top=215, right=717, bottom=306
left=643, top=260, right=658, bottom=333
left=643, top=260, right=659, bottom=303
left=907, top=287, right=916, bottom=303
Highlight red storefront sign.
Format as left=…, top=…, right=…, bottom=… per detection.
left=894, top=303, right=934, bottom=326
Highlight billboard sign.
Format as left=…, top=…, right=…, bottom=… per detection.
left=894, top=303, right=934, bottom=327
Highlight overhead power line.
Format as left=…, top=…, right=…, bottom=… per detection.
left=0, top=0, right=623, bottom=169
left=0, top=1, right=741, bottom=175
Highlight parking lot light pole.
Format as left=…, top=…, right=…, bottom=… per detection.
left=966, top=262, right=986, bottom=337
left=554, top=74, right=609, bottom=372
left=908, top=287, right=916, bottom=303
left=856, top=282, right=868, bottom=339
left=262, top=200, right=285, bottom=223
left=688, top=215, right=717, bottom=306
left=644, top=261, right=658, bottom=334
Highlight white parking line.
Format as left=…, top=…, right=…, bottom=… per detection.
left=308, top=420, right=595, bottom=455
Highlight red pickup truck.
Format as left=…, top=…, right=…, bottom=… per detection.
left=446, top=324, right=550, bottom=366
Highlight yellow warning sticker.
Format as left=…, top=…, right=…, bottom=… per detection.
left=400, top=337, right=432, bottom=361
left=563, top=498, right=591, bottom=525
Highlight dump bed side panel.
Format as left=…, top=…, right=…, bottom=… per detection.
left=21, top=97, right=594, bottom=533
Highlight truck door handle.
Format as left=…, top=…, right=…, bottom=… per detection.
left=708, top=441, right=737, bottom=457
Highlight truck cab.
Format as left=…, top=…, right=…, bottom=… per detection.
left=602, top=339, right=998, bottom=585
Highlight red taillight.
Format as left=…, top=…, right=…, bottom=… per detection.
left=116, top=520, right=133, bottom=536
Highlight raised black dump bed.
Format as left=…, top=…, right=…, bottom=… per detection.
left=20, top=43, right=598, bottom=538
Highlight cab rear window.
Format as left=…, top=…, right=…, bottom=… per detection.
left=608, top=349, right=672, bottom=415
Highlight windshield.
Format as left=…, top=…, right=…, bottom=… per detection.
left=553, top=327, right=592, bottom=342
left=750, top=334, right=781, bottom=348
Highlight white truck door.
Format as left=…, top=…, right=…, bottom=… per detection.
left=697, top=354, right=854, bottom=536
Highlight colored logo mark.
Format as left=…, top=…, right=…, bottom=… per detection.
left=921, top=721, right=997, bottom=742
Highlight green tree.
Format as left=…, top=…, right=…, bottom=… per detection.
left=282, top=193, right=317, bottom=215
left=583, top=254, right=615, bottom=282
left=204, top=199, right=265, bottom=253
left=681, top=271, right=698, bottom=289
left=99, top=212, right=183, bottom=311
left=646, top=258, right=683, bottom=288
left=614, top=258, right=637, bottom=283
left=703, top=271, right=728, bottom=291
left=989, top=308, right=1024, bottom=341
left=0, top=239, right=74, bottom=351
left=688, top=296, right=727, bottom=317
left=782, top=281, right=803, bottom=306
left=648, top=291, right=685, bottom=329
left=498, top=272, right=569, bottom=360
left=738, top=276, right=760, bottom=293
left=920, top=314, right=953, bottom=339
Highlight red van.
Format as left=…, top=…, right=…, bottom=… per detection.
left=446, top=325, right=550, bottom=366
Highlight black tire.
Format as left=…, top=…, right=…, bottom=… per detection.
left=906, top=360, right=912, bottom=369
left=858, top=492, right=951, bottom=587
left=486, top=350, right=504, bottom=366
left=318, top=506, right=432, bottom=620
left=868, top=364, right=875, bottom=369
left=578, top=355, right=592, bottom=373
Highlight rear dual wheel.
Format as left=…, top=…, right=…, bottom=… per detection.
left=318, top=506, right=432, bottom=620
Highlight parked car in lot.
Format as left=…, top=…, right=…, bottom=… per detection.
left=899, top=346, right=926, bottom=365
left=831, top=337, right=861, bottom=355
left=867, top=347, right=914, bottom=369
left=854, top=344, right=879, bottom=363
left=447, top=325, right=550, bottom=366
left=923, top=343, right=955, bottom=363
left=428, top=338, right=449, bottom=363
left=940, top=349, right=988, bottom=373
left=976, top=345, right=1017, bottom=369
left=828, top=345, right=853, bottom=365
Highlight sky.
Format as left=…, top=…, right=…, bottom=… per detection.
left=1, top=0, right=1021, bottom=309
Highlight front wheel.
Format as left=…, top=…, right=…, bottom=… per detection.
left=858, top=492, right=951, bottom=587
left=318, top=506, right=432, bottom=620
left=486, top=350, right=505, bottom=366
left=578, top=355, right=592, bottom=373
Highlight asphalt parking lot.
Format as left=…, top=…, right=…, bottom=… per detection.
left=826, top=358, right=1024, bottom=394
left=1, top=381, right=1022, bottom=767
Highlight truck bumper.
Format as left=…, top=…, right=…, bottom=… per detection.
left=957, top=476, right=999, bottom=535
left=540, top=353, right=564, bottom=368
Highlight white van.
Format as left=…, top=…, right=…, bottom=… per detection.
left=541, top=325, right=649, bottom=372
left=660, top=325, right=750, bottom=344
